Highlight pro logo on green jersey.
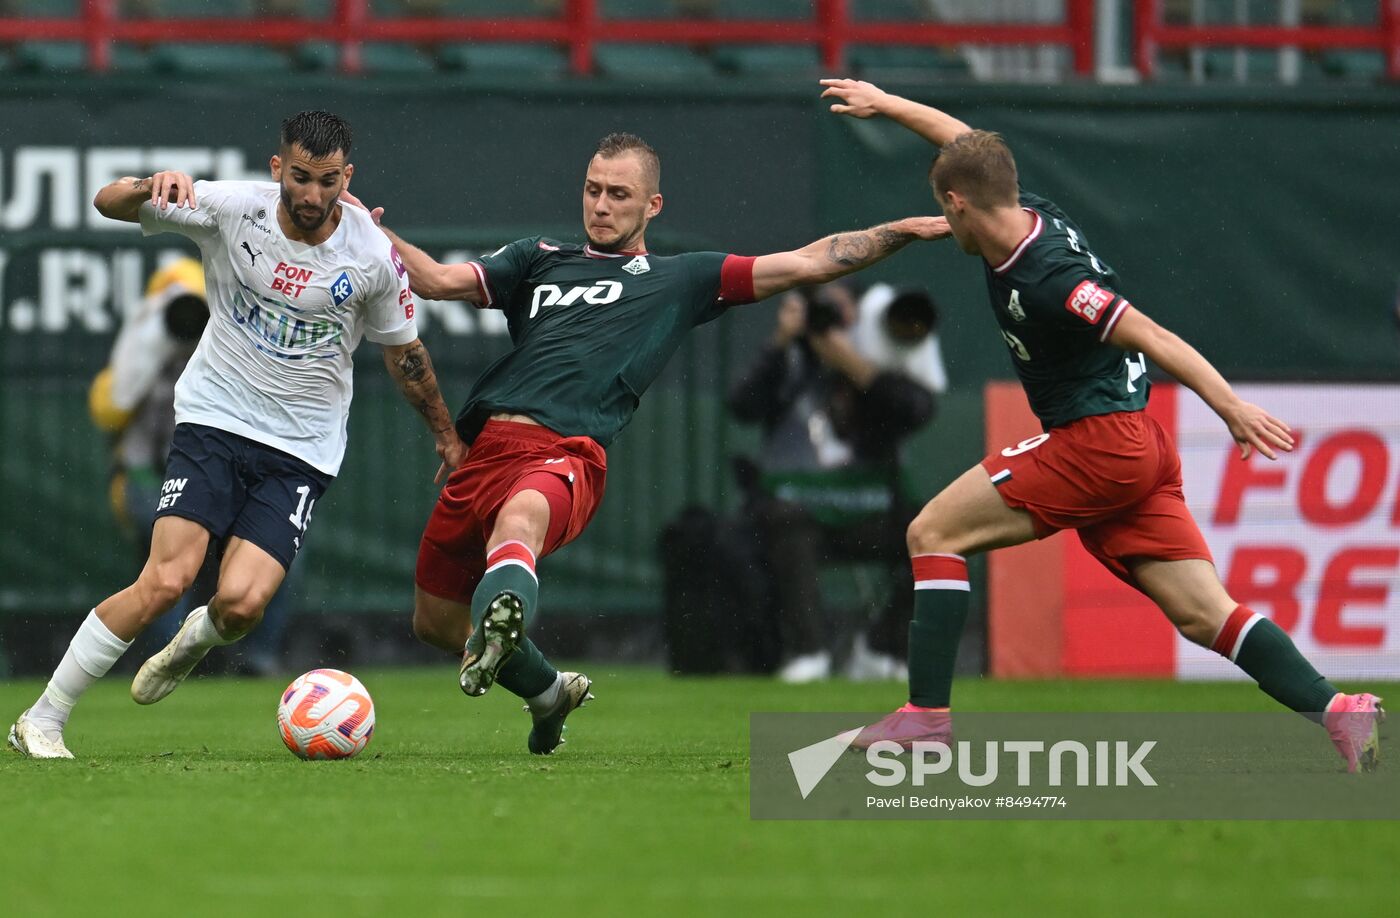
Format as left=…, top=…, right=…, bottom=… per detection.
left=529, top=280, right=623, bottom=318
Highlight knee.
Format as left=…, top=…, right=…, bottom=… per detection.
left=412, top=605, right=466, bottom=653
left=212, top=583, right=271, bottom=636
left=138, top=562, right=196, bottom=617
left=906, top=508, right=953, bottom=557
left=1174, top=608, right=1226, bottom=648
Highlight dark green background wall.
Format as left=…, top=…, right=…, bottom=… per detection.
left=2, top=77, right=1397, bottom=615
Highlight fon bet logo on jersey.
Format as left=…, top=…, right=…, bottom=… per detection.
left=156, top=476, right=188, bottom=511
left=1065, top=280, right=1114, bottom=324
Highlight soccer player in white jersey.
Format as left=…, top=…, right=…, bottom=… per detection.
left=8, top=111, right=466, bottom=759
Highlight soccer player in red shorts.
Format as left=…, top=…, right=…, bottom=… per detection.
left=344, top=133, right=953, bottom=753
left=821, top=80, right=1383, bottom=772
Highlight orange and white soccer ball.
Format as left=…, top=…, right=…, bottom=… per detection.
left=276, top=669, right=376, bottom=760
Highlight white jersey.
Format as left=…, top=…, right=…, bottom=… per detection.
left=140, top=180, right=417, bottom=475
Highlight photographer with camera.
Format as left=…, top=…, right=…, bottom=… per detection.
left=727, top=281, right=942, bottom=682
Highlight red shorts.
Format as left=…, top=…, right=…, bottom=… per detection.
left=980, top=410, right=1212, bottom=586
left=416, top=420, right=608, bottom=603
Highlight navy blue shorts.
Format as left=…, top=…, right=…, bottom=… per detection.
left=154, top=423, right=333, bottom=570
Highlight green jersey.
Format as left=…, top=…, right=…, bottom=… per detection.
left=984, top=190, right=1148, bottom=430
left=457, top=237, right=745, bottom=446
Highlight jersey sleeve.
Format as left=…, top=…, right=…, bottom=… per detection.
left=1032, top=264, right=1133, bottom=343
left=684, top=252, right=755, bottom=326
left=467, top=237, right=543, bottom=310
left=138, top=179, right=222, bottom=243
left=362, top=240, right=420, bottom=346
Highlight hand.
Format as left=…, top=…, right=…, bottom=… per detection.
left=899, top=216, right=953, bottom=241
left=1222, top=401, right=1295, bottom=461
left=149, top=171, right=196, bottom=210
left=434, top=433, right=468, bottom=484
left=340, top=188, right=384, bottom=226
left=820, top=78, right=890, bottom=119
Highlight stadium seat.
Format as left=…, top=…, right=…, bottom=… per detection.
left=372, top=0, right=547, bottom=15
left=850, top=0, right=931, bottom=20
left=603, top=0, right=809, bottom=19
left=710, top=44, right=819, bottom=77
left=1318, top=50, right=1385, bottom=81
left=12, top=42, right=152, bottom=73
left=593, top=44, right=716, bottom=79
left=294, top=41, right=338, bottom=71
left=848, top=45, right=969, bottom=81
left=155, top=0, right=250, bottom=15
left=711, top=0, right=810, bottom=19
left=150, top=43, right=294, bottom=74
left=296, top=42, right=437, bottom=73
left=359, top=43, right=437, bottom=73
left=14, top=0, right=79, bottom=14
left=437, top=42, right=569, bottom=76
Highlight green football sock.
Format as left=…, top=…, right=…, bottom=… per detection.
left=907, top=554, right=970, bottom=709
left=469, top=545, right=558, bottom=700
left=1212, top=606, right=1337, bottom=717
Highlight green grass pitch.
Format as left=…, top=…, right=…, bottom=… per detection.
left=2, top=668, right=1394, bottom=917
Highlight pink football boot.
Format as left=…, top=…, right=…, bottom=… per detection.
left=1324, top=693, right=1385, bottom=773
left=850, top=702, right=952, bottom=751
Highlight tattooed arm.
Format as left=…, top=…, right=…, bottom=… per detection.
left=94, top=172, right=198, bottom=222
left=382, top=339, right=468, bottom=482
left=749, top=217, right=952, bottom=302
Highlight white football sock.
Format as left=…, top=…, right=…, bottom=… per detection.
left=525, top=672, right=564, bottom=715
left=28, top=610, right=132, bottom=737
left=183, top=605, right=237, bottom=648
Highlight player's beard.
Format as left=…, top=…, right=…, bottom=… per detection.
left=280, top=184, right=335, bottom=233
left=585, top=222, right=641, bottom=250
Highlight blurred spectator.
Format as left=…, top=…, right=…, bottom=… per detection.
left=727, top=281, right=942, bottom=682
left=88, top=258, right=295, bottom=676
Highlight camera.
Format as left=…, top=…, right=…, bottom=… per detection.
left=801, top=288, right=844, bottom=335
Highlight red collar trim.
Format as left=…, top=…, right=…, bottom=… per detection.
left=991, top=209, right=1042, bottom=275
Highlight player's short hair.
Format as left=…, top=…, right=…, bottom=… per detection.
left=280, top=111, right=353, bottom=160
left=594, top=132, right=661, bottom=193
left=929, top=130, right=1018, bottom=209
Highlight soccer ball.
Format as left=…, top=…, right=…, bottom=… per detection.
left=276, top=668, right=376, bottom=760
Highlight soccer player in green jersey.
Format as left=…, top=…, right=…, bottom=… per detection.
left=345, top=133, right=951, bottom=754
left=820, top=79, right=1383, bottom=772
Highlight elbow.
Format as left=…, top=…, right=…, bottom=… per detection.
left=93, top=188, right=121, bottom=220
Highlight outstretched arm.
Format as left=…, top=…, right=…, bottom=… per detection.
left=1109, top=308, right=1294, bottom=461
left=820, top=79, right=973, bottom=148
left=94, top=172, right=198, bottom=223
left=382, top=338, right=468, bottom=482
left=750, top=217, right=951, bottom=302
left=340, top=190, right=485, bottom=305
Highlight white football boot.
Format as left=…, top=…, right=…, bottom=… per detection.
left=527, top=672, right=594, bottom=755
left=7, top=712, right=74, bottom=760
left=131, top=607, right=213, bottom=704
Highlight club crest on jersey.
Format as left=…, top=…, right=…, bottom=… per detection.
left=622, top=255, right=650, bottom=276
left=330, top=271, right=354, bottom=306
left=1007, top=289, right=1026, bottom=322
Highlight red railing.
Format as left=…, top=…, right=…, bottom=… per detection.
left=1134, top=0, right=1400, bottom=80
left=0, top=0, right=1097, bottom=77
